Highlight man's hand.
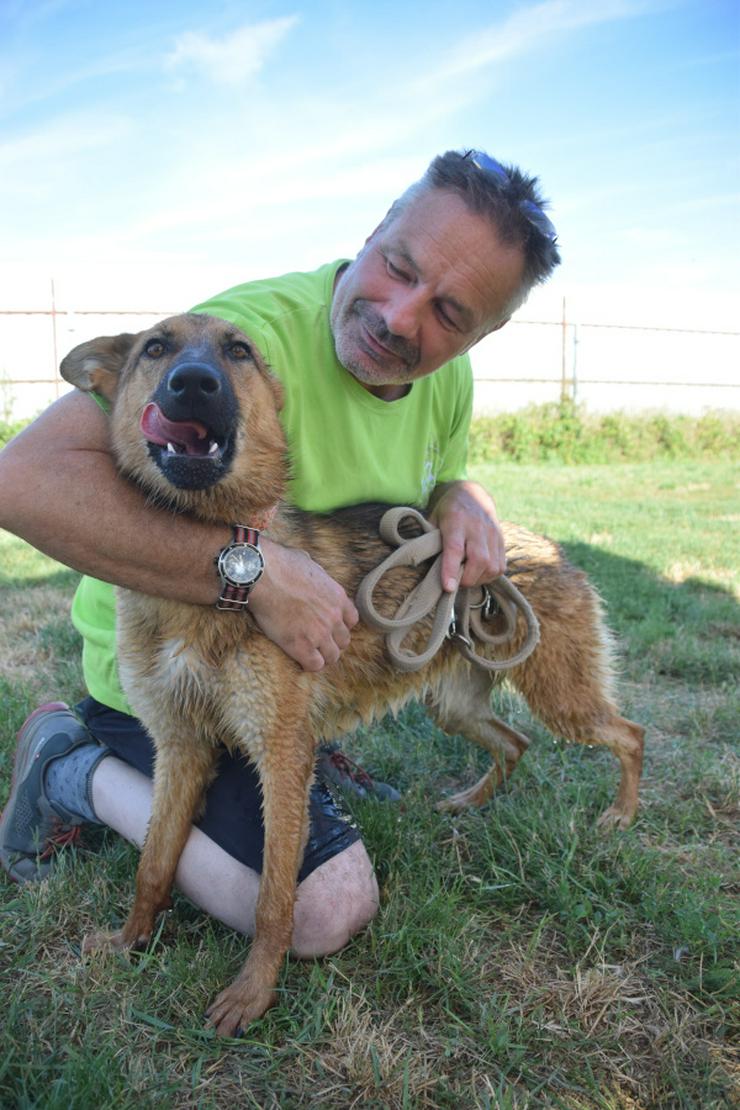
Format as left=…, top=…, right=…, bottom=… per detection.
left=428, top=480, right=506, bottom=592
left=248, top=539, right=359, bottom=671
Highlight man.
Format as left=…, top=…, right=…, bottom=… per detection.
left=0, top=150, right=560, bottom=955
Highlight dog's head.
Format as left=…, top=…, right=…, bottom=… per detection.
left=61, top=313, right=287, bottom=518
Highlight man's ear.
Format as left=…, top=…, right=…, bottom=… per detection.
left=489, top=316, right=511, bottom=334
left=60, top=332, right=138, bottom=401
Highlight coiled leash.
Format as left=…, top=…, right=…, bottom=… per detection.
left=356, top=507, right=540, bottom=674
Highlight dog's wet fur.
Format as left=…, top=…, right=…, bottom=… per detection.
left=60, top=313, right=644, bottom=1036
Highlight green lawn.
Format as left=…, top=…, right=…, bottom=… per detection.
left=1, top=460, right=737, bottom=1109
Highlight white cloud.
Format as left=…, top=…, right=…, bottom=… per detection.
left=425, top=0, right=667, bottom=84
left=164, top=17, right=300, bottom=87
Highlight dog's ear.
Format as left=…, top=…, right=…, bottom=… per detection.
left=60, top=332, right=138, bottom=401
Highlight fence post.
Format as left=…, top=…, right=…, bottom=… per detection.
left=560, top=296, right=570, bottom=403
left=50, top=279, right=60, bottom=398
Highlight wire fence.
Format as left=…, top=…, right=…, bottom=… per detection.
left=1, top=294, right=738, bottom=420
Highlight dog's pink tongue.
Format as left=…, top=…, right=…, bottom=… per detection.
left=140, top=403, right=209, bottom=453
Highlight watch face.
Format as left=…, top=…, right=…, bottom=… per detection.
left=219, top=543, right=264, bottom=587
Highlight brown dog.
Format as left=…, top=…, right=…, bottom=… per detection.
left=60, top=313, right=644, bottom=1036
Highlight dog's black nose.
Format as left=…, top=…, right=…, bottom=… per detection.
left=166, top=362, right=222, bottom=400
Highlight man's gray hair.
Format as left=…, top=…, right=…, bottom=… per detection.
left=384, top=149, right=561, bottom=312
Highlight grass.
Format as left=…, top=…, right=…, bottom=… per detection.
left=1, top=458, right=738, bottom=1108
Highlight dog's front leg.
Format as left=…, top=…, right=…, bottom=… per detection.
left=206, top=724, right=315, bottom=1035
left=83, top=733, right=218, bottom=953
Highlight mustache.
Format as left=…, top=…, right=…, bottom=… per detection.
left=355, top=302, right=420, bottom=370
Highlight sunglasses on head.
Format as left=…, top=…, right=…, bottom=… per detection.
left=467, top=150, right=558, bottom=244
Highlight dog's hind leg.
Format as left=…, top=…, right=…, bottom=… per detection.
left=590, top=716, right=644, bottom=828
left=528, top=703, right=644, bottom=829
left=508, top=608, right=645, bottom=829
left=84, top=732, right=218, bottom=952
left=428, top=667, right=532, bottom=813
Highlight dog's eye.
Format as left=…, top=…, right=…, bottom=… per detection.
left=144, top=340, right=166, bottom=359
left=229, top=341, right=252, bottom=361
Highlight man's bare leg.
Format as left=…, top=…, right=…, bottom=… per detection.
left=91, top=756, right=379, bottom=956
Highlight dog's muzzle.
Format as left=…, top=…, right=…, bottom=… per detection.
left=141, top=360, right=239, bottom=489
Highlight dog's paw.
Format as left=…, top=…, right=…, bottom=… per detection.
left=436, top=788, right=483, bottom=812
left=205, top=980, right=276, bottom=1036
left=82, top=928, right=134, bottom=954
left=82, top=923, right=153, bottom=954
left=596, top=804, right=635, bottom=831
left=436, top=779, right=496, bottom=812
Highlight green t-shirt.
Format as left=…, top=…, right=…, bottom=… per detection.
left=71, top=261, right=473, bottom=713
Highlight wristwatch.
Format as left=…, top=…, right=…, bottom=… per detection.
left=215, top=525, right=265, bottom=611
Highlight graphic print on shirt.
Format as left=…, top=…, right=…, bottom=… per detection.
left=420, top=441, right=442, bottom=504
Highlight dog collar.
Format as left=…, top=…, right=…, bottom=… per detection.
left=216, top=524, right=265, bottom=611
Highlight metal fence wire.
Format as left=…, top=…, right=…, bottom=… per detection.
left=1, top=295, right=738, bottom=420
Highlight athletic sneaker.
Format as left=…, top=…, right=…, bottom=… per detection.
left=315, top=743, right=400, bottom=802
left=0, top=702, right=93, bottom=883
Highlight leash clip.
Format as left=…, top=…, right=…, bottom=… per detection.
left=447, top=615, right=473, bottom=650
left=470, top=584, right=498, bottom=621
left=356, top=508, right=540, bottom=674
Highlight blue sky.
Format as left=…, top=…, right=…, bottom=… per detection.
left=1, top=0, right=738, bottom=329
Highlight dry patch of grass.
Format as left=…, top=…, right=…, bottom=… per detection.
left=0, top=587, right=76, bottom=687
left=664, top=560, right=739, bottom=597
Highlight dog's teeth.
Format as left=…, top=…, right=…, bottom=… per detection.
left=208, top=440, right=220, bottom=455
left=166, top=442, right=178, bottom=455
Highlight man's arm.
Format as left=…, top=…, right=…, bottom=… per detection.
left=0, top=392, right=357, bottom=671
left=428, top=479, right=507, bottom=591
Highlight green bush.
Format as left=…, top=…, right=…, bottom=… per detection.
left=0, top=419, right=27, bottom=450
left=695, top=411, right=737, bottom=455
left=3, top=408, right=739, bottom=466
left=468, top=405, right=740, bottom=465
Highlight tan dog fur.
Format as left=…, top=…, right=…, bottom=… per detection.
left=61, top=314, right=644, bottom=1036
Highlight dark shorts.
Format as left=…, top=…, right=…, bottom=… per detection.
left=76, top=696, right=360, bottom=883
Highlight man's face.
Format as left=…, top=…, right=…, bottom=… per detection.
left=330, top=187, right=526, bottom=399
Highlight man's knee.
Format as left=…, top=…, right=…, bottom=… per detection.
left=291, top=840, right=379, bottom=958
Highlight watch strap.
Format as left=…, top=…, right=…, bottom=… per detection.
left=233, top=524, right=260, bottom=546
left=216, top=524, right=262, bottom=612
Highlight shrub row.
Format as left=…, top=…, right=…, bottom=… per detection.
left=1, top=406, right=738, bottom=464
left=468, top=403, right=740, bottom=464
left=0, top=420, right=28, bottom=450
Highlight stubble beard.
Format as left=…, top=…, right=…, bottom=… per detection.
left=331, top=299, right=420, bottom=387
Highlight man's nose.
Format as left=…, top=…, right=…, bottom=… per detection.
left=383, top=289, right=423, bottom=339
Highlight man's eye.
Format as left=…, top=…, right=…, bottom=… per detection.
left=144, top=340, right=166, bottom=358
left=387, top=259, right=410, bottom=281
left=436, top=306, right=462, bottom=332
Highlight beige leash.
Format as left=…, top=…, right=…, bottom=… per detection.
left=356, top=507, right=540, bottom=674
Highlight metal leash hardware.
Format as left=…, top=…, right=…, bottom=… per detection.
left=356, top=507, right=540, bottom=673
